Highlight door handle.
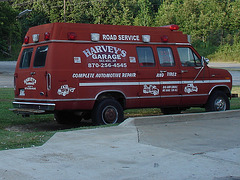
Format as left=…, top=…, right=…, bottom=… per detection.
left=194, top=67, right=202, bottom=70
left=181, top=70, right=188, bottom=73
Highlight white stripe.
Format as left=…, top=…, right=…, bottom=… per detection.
left=182, top=80, right=231, bottom=84
left=79, top=82, right=139, bottom=86
left=139, top=82, right=160, bottom=85
left=79, top=79, right=230, bottom=87
left=162, top=81, right=181, bottom=85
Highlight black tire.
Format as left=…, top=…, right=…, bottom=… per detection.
left=205, top=91, right=230, bottom=112
left=92, top=99, right=124, bottom=125
left=54, top=111, right=81, bottom=124
left=161, top=107, right=181, bottom=115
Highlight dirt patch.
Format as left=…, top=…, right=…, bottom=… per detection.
left=5, top=120, right=94, bottom=132
left=0, top=99, right=12, bottom=102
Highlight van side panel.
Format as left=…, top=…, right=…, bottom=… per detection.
left=49, top=43, right=141, bottom=110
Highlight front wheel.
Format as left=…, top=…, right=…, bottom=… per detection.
left=92, top=99, right=124, bottom=125
left=205, top=91, right=230, bottom=112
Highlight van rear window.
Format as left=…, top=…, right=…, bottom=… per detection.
left=34, top=46, right=48, bottom=68
left=19, top=48, right=33, bottom=69
left=136, top=47, right=155, bottom=67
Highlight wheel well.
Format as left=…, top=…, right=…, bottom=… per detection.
left=95, top=91, right=126, bottom=109
left=210, top=86, right=231, bottom=98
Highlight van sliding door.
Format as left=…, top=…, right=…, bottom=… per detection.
left=157, top=47, right=181, bottom=106
left=136, top=46, right=161, bottom=107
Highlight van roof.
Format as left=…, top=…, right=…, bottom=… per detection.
left=24, top=23, right=189, bottom=45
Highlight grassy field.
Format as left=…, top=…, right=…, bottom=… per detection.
left=0, top=87, right=240, bottom=151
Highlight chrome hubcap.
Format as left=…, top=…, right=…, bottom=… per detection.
left=214, top=98, right=226, bottom=111
left=102, top=106, right=118, bottom=124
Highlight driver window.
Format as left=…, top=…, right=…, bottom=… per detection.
left=177, top=47, right=202, bottom=67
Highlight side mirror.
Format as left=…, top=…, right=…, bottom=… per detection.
left=202, top=57, right=209, bottom=65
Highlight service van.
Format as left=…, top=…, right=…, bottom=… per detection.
left=11, top=23, right=232, bottom=125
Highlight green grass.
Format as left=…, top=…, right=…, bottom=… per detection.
left=0, top=87, right=240, bottom=151
left=208, top=43, right=240, bottom=63
left=0, top=88, right=55, bottom=150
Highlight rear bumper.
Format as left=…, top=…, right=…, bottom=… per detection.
left=10, top=101, right=55, bottom=115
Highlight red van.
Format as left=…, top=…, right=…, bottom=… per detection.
left=11, top=23, right=232, bottom=125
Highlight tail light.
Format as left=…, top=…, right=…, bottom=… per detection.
left=44, top=32, right=50, bottom=40
left=24, top=36, right=29, bottom=44
left=47, top=73, right=51, bottom=90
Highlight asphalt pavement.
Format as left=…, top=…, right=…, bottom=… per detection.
left=0, top=61, right=15, bottom=88
left=0, top=110, right=240, bottom=180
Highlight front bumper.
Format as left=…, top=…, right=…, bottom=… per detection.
left=10, top=101, right=55, bottom=115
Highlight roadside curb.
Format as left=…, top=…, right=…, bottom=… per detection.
left=120, top=110, right=240, bottom=127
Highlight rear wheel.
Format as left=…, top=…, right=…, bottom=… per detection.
left=92, top=99, right=124, bottom=125
left=205, top=91, right=230, bottom=112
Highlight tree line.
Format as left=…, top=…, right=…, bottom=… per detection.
left=1, top=0, right=240, bottom=61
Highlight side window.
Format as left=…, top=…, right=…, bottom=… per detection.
left=157, top=47, right=175, bottom=67
left=136, top=47, right=155, bottom=67
left=19, top=48, right=33, bottom=69
left=177, top=47, right=202, bottom=67
left=34, top=46, right=48, bottom=68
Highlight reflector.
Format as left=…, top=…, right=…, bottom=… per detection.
left=67, top=32, right=76, bottom=40
left=32, top=34, right=39, bottom=43
left=161, top=35, right=168, bottom=42
left=91, top=33, right=100, bottom=41
left=142, top=35, right=150, bottom=43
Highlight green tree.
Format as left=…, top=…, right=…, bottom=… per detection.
left=119, top=0, right=137, bottom=25
left=89, top=0, right=137, bottom=25
left=134, top=0, right=153, bottom=26
left=66, top=0, right=93, bottom=23
left=154, top=0, right=178, bottom=26
left=0, top=2, right=19, bottom=58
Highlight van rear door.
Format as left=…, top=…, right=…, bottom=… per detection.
left=16, top=45, right=49, bottom=99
